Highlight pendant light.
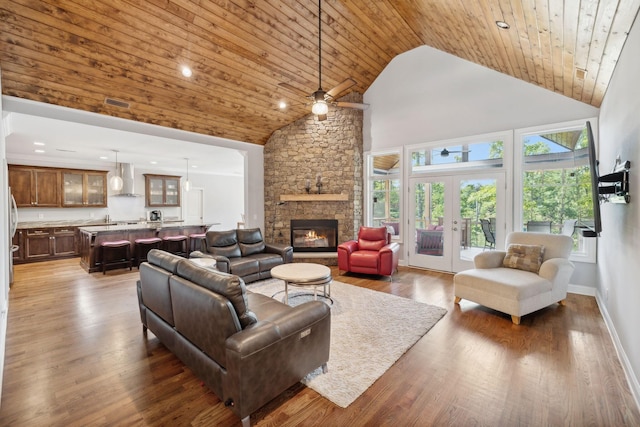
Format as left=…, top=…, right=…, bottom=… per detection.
left=311, top=0, right=329, bottom=117
left=184, top=157, right=191, bottom=191
left=110, top=150, right=123, bottom=191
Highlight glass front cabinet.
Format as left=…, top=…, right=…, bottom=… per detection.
left=145, top=174, right=181, bottom=207
left=62, top=171, right=107, bottom=207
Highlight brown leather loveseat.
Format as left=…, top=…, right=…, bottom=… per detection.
left=190, top=228, right=293, bottom=283
left=137, top=249, right=331, bottom=427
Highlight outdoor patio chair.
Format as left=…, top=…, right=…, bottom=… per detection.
left=480, top=219, right=495, bottom=250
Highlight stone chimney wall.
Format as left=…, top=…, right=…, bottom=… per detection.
left=264, top=92, right=364, bottom=250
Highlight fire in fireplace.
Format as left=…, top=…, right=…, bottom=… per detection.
left=290, top=219, right=338, bottom=252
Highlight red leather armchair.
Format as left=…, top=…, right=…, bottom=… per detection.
left=338, top=226, right=400, bottom=276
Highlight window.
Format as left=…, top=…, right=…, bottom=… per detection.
left=367, top=152, right=401, bottom=239
left=410, top=139, right=504, bottom=173
left=516, top=121, right=597, bottom=261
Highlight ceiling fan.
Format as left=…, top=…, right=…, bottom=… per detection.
left=438, top=148, right=471, bottom=157
left=279, top=0, right=369, bottom=121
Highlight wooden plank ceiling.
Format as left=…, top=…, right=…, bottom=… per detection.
left=1, top=0, right=638, bottom=145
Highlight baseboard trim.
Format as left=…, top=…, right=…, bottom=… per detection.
left=568, top=283, right=596, bottom=296
left=596, top=291, right=640, bottom=413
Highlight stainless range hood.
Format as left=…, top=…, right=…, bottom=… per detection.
left=114, top=163, right=141, bottom=197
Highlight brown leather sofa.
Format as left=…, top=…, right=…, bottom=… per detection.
left=137, top=249, right=331, bottom=427
left=190, top=228, right=293, bottom=283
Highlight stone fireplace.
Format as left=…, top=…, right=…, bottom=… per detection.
left=263, top=92, right=364, bottom=265
left=290, top=219, right=339, bottom=252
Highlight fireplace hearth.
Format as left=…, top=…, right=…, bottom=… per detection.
left=290, top=219, right=338, bottom=252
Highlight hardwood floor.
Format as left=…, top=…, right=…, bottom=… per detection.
left=1, top=258, right=638, bottom=426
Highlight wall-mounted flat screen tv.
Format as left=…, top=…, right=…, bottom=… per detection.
left=585, top=120, right=602, bottom=236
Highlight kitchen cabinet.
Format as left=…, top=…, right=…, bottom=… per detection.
left=52, top=227, right=77, bottom=256
left=8, top=166, right=61, bottom=207
left=9, top=165, right=108, bottom=208
left=144, top=174, right=181, bottom=207
left=24, top=228, right=53, bottom=260
left=62, top=170, right=107, bottom=207
left=20, top=227, right=78, bottom=262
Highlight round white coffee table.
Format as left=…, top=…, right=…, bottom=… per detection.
left=270, top=263, right=332, bottom=305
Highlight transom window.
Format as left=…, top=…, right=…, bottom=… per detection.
left=411, top=139, right=504, bottom=173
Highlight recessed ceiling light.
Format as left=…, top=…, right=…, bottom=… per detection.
left=34, top=149, right=45, bottom=153
left=279, top=101, right=287, bottom=109
left=99, top=156, right=108, bottom=160
left=33, top=142, right=45, bottom=146
left=181, top=66, right=193, bottom=78
left=150, top=161, right=158, bottom=165
left=496, top=20, right=510, bottom=29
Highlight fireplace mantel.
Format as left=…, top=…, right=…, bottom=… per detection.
left=280, top=194, right=349, bottom=202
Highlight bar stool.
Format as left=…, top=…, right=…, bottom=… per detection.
left=162, top=235, right=188, bottom=257
left=100, top=240, right=132, bottom=274
left=188, top=233, right=206, bottom=255
left=134, top=237, right=162, bottom=267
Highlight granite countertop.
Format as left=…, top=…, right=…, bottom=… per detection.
left=77, top=220, right=208, bottom=233
left=17, top=218, right=186, bottom=229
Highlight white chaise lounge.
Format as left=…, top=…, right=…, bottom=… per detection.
left=454, top=232, right=575, bottom=325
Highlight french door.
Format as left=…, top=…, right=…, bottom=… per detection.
left=408, top=171, right=505, bottom=273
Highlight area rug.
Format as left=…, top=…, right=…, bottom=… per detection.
left=248, top=279, right=447, bottom=408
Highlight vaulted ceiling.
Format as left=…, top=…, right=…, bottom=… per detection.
left=1, top=1, right=638, bottom=146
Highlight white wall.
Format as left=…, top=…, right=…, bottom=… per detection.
left=364, top=45, right=599, bottom=151
left=185, top=171, right=245, bottom=229
left=598, top=12, right=640, bottom=408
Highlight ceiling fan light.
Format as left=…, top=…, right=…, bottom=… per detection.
left=312, top=100, right=329, bottom=115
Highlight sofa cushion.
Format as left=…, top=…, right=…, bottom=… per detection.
left=455, top=267, right=552, bottom=301
left=503, top=244, right=545, bottom=273
left=139, top=262, right=176, bottom=326
left=350, top=250, right=379, bottom=268
left=176, top=260, right=257, bottom=328
left=251, top=253, right=285, bottom=271
left=148, top=248, right=181, bottom=273
left=358, top=227, right=387, bottom=251
left=206, top=230, right=242, bottom=258
left=237, top=228, right=266, bottom=256
left=229, top=257, right=260, bottom=277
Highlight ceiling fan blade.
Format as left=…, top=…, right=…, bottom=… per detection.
left=335, top=101, right=369, bottom=110
left=278, top=82, right=311, bottom=98
left=326, top=78, right=357, bottom=98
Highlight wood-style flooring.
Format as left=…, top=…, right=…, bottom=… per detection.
left=1, top=258, right=638, bottom=426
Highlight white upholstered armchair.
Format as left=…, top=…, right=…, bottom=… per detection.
left=453, top=232, right=575, bottom=325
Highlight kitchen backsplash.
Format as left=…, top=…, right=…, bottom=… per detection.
left=16, top=197, right=182, bottom=224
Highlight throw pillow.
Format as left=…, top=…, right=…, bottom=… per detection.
left=503, top=244, right=545, bottom=273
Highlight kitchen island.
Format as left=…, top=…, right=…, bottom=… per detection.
left=78, top=221, right=211, bottom=273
